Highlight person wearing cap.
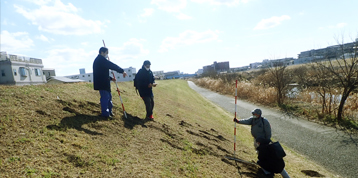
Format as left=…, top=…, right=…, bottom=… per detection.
left=93, top=47, right=127, bottom=118
left=233, top=108, right=271, bottom=149
left=256, top=137, right=290, bottom=178
left=135, top=60, right=157, bottom=120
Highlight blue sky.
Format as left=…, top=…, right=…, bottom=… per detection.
left=1, top=0, right=358, bottom=76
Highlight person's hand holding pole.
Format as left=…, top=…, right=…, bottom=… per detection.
left=148, top=83, right=157, bottom=88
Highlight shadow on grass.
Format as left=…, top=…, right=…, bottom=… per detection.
left=46, top=114, right=111, bottom=135
left=121, top=113, right=151, bottom=130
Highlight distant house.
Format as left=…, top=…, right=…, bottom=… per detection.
left=196, top=69, right=203, bottom=76
left=64, top=67, right=136, bottom=83
left=47, top=76, right=85, bottom=84
left=249, top=62, right=262, bottom=69
left=231, top=66, right=249, bottom=72
left=152, top=70, right=164, bottom=80
left=0, top=51, right=47, bottom=85
left=203, top=61, right=230, bottom=74
left=164, top=71, right=181, bottom=79
left=42, top=68, right=56, bottom=80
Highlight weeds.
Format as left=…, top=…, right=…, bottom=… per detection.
left=25, top=167, right=37, bottom=175
left=9, top=157, right=20, bottom=162
left=42, top=170, right=60, bottom=178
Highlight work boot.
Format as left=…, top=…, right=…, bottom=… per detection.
left=145, top=115, right=154, bottom=121
left=110, top=112, right=115, bottom=117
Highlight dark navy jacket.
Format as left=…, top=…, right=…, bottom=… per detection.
left=93, top=54, right=124, bottom=92
left=136, top=66, right=155, bottom=97
left=257, top=143, right=285, bottom=173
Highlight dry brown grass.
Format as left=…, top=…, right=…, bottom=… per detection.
left=193, top=77, right=277, bottom=105
left=0, top=80, right=338, bottom=177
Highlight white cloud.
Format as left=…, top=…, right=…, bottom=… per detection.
left=159, top=30, right=219, bottom=52
left=176, top=13, right=192, bottom=20
left=151, top=0, right=187, bottom=12
left=2, top=19, right=15, bottom=26
left=43, top=48, right=97, bottom=75
left=0, top=30, right=34, bottom=53
left=110, top=38, right=150, bottom=61
left=138, top=8, right=154, bottom=23
left=36, top=34, right=50, bottom=42
left=331, top=23, right=347, bottom=29
left=191, top=0, right=244, bottom=6
left=140, top=8, right=154, bottom=17
left=254, top=15, right=291, bottom=30
left=14, top=0, right=104, bottom=35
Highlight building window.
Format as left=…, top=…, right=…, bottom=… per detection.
left=129, top=75, right=131, bottom=77
left=19, top=67, right=27, bottom=77
left=1, top=70, right=5, bottom=77
left=13, top=69, right=17, bottom=76
left=89, top=80, right=91, bottom=82
left=128, top=69, right=131, bottom=72
left=35, top=68, right=41, bottom=76
left=117, top=76, right=120, bottom=79
left=82, top=75, right=85, bottom=77
left=88, top=75, right=90, bottom=77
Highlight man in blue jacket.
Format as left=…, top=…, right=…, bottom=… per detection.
left=135, top=60, right=156, bottom=120
left=93, top=47, right=127, bottom=118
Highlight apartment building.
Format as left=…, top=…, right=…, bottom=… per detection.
left=0, top=52, right=46, bottom=85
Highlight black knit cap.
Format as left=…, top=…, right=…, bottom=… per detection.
left=143, top=60, right=151, bottom=65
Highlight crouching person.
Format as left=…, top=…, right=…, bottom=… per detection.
left=256, top=137, right=290, bottom=178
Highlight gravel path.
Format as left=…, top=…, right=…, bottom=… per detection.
left=188, top=81, right=358, bottom=178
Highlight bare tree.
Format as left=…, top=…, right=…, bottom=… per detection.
left=306, top=63, right=336, bottom=116
left=316, top=37, right=358, bottom=122
left=263, top=62, right=292, bottom=106
left=291, top=66, right=309, bottom=89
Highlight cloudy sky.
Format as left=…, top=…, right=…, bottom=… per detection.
left=1, top=0, right=358, bottom=76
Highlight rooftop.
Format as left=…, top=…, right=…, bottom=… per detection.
left=0, top=51, right=43, bottom=64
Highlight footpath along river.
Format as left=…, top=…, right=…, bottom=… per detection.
left=188, top=81, right=358, bottom=178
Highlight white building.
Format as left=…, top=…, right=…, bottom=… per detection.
left=42, top=68, right=56, bottom=80
left=196, top=69, right=203, bottom=76
left=152, top=70, right=164, bottom=80
left=65, top=67, right=136, bottom=83
left=0, top=51, right=47, bottom=85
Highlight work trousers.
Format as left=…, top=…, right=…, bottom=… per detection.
left=142, top=96, right=154, bottom=117
left=99, top=90, right=113, bottom=117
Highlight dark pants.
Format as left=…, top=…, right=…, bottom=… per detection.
left=142, top=96, right=154, bottom=117
left=99, top=90, right=113, bottom=117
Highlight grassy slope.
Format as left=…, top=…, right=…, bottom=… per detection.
left=0, top=80, right=338, bottom=177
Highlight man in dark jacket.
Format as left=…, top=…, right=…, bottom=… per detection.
left=256, top=137, right=290, bottom=178
left=135, top=60, right=156, bottom=120
left=93, top=47, right=127, bottom=118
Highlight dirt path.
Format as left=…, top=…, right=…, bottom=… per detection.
left=188, top=81, right=358, bottom=178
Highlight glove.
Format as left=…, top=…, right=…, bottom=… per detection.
left=233, top=118, right=239, bottom=123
